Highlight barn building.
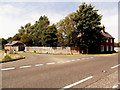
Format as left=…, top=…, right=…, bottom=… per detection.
left=5, top=41, right=25, bottom=51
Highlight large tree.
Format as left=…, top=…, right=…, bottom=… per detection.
left=42, top=24, right=58, bottom=47
left=57, top=13, right=77, bottom=46
left=29, top=15, right=50, bottom=46
left=74, top=3, right=103, bottom=53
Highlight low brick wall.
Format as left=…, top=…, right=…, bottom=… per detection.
left=25, top=47, right=72, bottom=54
left=5, top=46, right=18, bottom=51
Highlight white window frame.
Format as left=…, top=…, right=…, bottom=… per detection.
left=101, top=45, right=104, bottom=52
left=111, top=39, right=113, bottom=43
left=106, top=39, right=108, bottom=43
left=106, top=45, right=109, bottom=51
left=111, top=46, right=113, bottom=51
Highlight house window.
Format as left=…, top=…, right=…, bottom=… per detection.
left=106, top=45, right=109, bottom=51
left=111, top=46, right=113, bottom=51
left=101, top=45, right=104, bottom=52
left=111, top=39, right=113, bottom=43
left=106, top=39, right=108, bottom=43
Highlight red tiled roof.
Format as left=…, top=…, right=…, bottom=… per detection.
left=101, top=31, right=114, bottom=38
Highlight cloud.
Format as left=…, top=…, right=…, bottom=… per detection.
left=98, top=8, right=118, bottom=42
left=0, top=2, right=118, bottom=43
left=0, top=3, right=67, bottom=39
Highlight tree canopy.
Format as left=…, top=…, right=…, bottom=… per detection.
left=4, top=2, right=104, bottom=49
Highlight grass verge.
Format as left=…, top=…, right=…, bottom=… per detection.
left=25, top=51, right=72, bottom=55
left=0, top=53, right=25, bottom=63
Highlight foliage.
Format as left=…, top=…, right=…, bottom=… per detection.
left=114, top=42, right=120, bottom=47
left=57, top=13, right=77, bottom=46
left=5, top=3, right=104, bottom=49
left=74, top=3, right=103, bottom=46
left=0, top=38, right=7, bottom=49
left=42, top=24, right=58, bottom=46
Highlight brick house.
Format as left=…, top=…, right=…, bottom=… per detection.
left=98, top=26, right=114, bottom=53
left=5, top=41, right=25, bottom=51
left=72, top=25, right=115, bottom=54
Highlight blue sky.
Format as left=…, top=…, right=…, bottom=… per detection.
left=0, top=1, right=119, bottom=42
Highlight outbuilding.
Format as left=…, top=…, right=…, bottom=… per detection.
left=5, top=41, right=25, bottom=51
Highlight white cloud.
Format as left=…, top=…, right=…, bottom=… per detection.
left=0, top=2, right=118, bottom=43
left=0, top=3, right=66, bottom=39
left=98, top=8, right=118, bottom=42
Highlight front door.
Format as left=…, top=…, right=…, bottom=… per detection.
left=18, top=46, right=25, bottom=51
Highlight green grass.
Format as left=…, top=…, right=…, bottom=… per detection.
left=25, top=51, right=72, bottom=55
left=25, top=51, right=119, bottom=55
left=0, top=53, right=25, bottom=63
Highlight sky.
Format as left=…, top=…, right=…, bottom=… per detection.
left=0, top=1, right=119, bottom=42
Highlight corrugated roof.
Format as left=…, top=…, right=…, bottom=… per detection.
left=6, top=41, right=25, bottom=46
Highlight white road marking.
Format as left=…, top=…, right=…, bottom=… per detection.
left=76, top=59, right=80, bottom=60
left=1, top=67, right=15, bottom=71
left=20, top=65, right=32, bottom=68
left=111, top=64, right=120, bottom=69
left=65, top=61, right=71, bottom=63
left=71, top=60, right=75, bottom=61
left=46, top=62, right=55, bottom=65
left=35, top=64, right=44, bottom=66
left=60, top=76, right=93, bottom=89
left=57, top=61, right=66, bottom=63
left=112, top=83, right=120, bottom=88
left=90, top=57, right=93, bottom=58
left=112, top=85, right=118, bottom=88
left=81, top=58, right=85, bottom=60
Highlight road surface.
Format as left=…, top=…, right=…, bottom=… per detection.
left=1, top=53, right=119, bottom=89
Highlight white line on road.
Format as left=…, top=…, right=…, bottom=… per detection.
left=112, top=83, right=120, bottom=88
left=35, top=64, right=44, bottom=66
left=71, top=60, right=75, bottom=61
left=57, top=61, right=65, bottom=63
left=81, top=58, right=85, bottom=60
left=1, top=67, right=15, bottom=71
left=60, top=76, right=93, bottom=89
left=65, top=61, right=71, bottom=62
left=19, top=65, right=32, bottom=69
left=112, top=85, right=118, bottom=88
left=46, top=62, right=56, bottom=65
left=90, top=57, right=93, bottom=58
left=111, top=64, right=120, bottom=69
left=76, top=59, right=80, bottom=60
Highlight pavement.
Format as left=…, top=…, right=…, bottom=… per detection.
left=1, top=53, right=119, bottom=89
left=86, top=71, right=118, bottom=88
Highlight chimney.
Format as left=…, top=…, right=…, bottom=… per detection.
left=100, top=25, right=105, bottom=33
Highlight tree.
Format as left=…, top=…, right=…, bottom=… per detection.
left=7, top=37, right=13, bottom=42
left=20, top=33, right=32, bottom=46
left=57, top=13, right=77, bottom=46
left=0, top=38, right=7, bottom=49
left=42, top=24, right=58, bottom=47
left=74, top=2, right=103, bottom=53
left=12, top=34, right=21, bottom=41
left=29, top=16, right=50, bottom=46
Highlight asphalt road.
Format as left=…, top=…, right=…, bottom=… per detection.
left=1, top=53, right=119, bottom=88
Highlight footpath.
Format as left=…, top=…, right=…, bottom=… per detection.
left=86, top=71, right=118, bottom=88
